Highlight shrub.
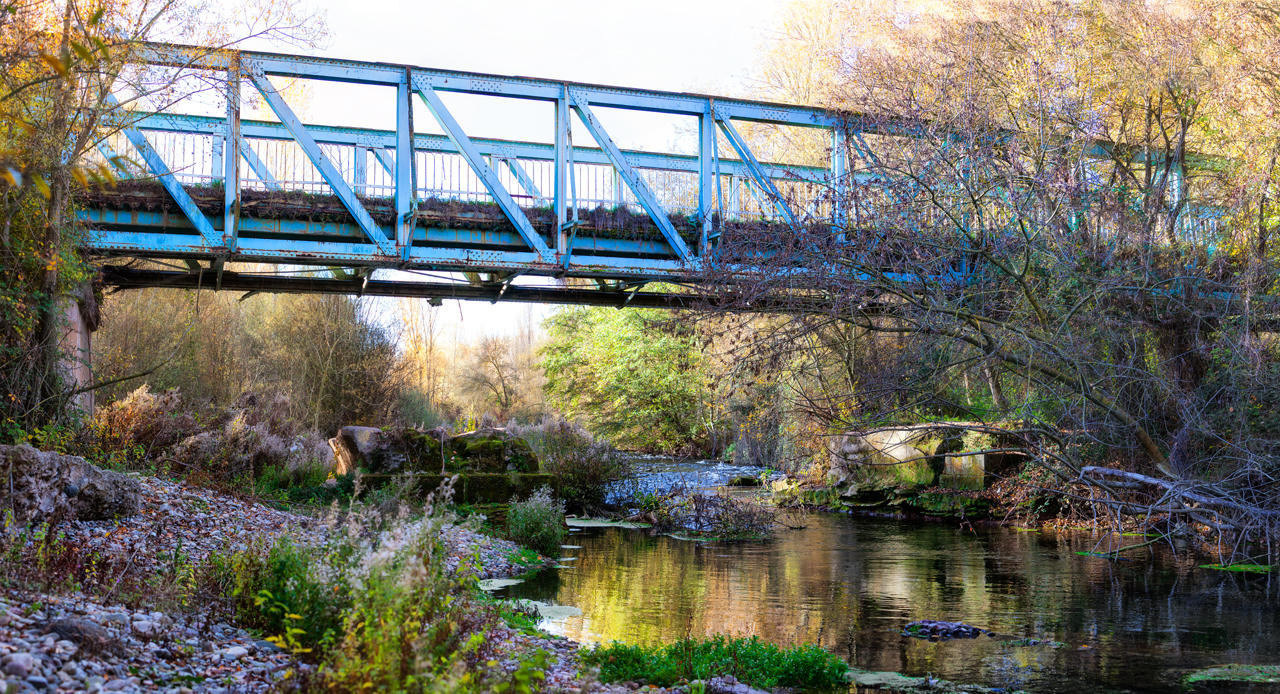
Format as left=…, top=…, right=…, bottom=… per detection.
left=512, top=417, right=630, bottom=513
left=205, top=485, right=552, bottom=691
left=581, top=635, right=849, bottom=691
left=81, top=385, right=199, bottom=470
left=506, top=487, right=566, bottom=556
left=206, top=537, right=348, bottom=654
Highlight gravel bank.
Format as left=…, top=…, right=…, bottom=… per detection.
left=0, top=473, right=605, bottom=692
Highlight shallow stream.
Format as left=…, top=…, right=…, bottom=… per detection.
left=499, top=458, right=1280, bottom=692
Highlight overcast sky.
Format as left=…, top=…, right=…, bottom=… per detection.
left=247, top=0, right=791, bottom=343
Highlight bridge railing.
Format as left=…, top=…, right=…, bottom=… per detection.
left=82, top=43, right=844, bottom=278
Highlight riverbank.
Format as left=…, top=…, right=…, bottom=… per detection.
left=0, top=472, right=619, bottom=693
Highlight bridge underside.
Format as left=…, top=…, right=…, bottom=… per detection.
left=81, top=181, right=714, bottom=282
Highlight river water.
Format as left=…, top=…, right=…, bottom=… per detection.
left=499, top=459, right=1280, bottom=692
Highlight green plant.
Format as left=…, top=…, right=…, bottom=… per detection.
left=506, top=487, right=566, bottom=556
left=205, top=538, right=347, bottom=654
left=582, top=635, right=849, bottom=691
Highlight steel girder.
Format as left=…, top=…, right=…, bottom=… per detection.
left=81, top=42, right=846, bottom=286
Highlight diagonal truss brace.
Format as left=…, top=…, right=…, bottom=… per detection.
left=106, top=96, right=222, bottom=248
left=412, top=75, right=554, bottom=261
left=713, top=111, right=799, bottom=229
left=499, top=157, right=546, bottom=206
left=247, top=64, right=396, bottom=256
left=569, top=91, right=693, bottom=264
left=239, top=137, right=281, bottom=191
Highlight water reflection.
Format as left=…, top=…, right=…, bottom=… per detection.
left=505, top=513, right=1280, bottom=692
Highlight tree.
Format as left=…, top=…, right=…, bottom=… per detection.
left=541, top=307, right=725, bottom=455
left=0, top=0, right=323, bottom=441
left=700, top=0, right=1280, bottom=560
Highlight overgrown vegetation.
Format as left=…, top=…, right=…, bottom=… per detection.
left=581, top=635, right=850, bottom=691
left=512, top=417, right=631, bottom=513
left=205, top=485, right=553, bottom=691
left=505, top=487, right=566, bottom=556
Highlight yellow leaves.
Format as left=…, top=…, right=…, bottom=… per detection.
left=1, top=168, right=22, bottom=187
left=37, top=52, right=68, bottom=79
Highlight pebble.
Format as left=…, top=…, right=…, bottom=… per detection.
left=3, top=652, right=34, bottom=677
left=221, top=646, right=249, bottom=659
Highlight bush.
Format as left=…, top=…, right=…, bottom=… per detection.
left=207, top=486, right=552, bottom=691
left=506, top=487, right=566, bottom=556
left=81, top=385, right=199, bottom=470
left=582, top=635, right=849, bottom=691
left=206, top=537, right=348, bottom=654
left=512, top=417, right=630, bottom=513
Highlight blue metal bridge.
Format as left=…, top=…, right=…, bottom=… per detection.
left=83, top=43, right=855, bottom=306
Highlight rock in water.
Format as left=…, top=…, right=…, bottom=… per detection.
left=902, top=619, right=991, bottom=640
left=0, top=444, right=142, bottom=524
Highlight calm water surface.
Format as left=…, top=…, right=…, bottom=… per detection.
left=502, top=460, right=1280, bottom=693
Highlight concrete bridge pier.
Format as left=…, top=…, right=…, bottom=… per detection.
left=59, top=284, right=98, bottom=414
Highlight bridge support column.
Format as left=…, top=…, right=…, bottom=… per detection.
left=58, top=284, right=98, bottom=414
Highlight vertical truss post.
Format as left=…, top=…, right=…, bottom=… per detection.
left=248, top=64, right=395, bottom=256
left=832, top=126, right=847, bottom=243
left=224, top=61, right=241, bottom=250
left=698, top=106, right=715, bottom=255
left=395, top=71, right=416, bottom=260
left=569, top=91, right=693, bottom=264
left=413, top=75, right=553, bottom=261
left=354, top=145, right=368, bottom=195
left=211, top=139, right=223, bottom=185
left=554, top=90, right=570, bottom=255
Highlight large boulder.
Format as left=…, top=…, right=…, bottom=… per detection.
left=447, top=427, right=538, bottom=473
left=828, top=424, right=991, bottom=490
left=0, top=444, right=142, bottom=525
left=328, top=426, right=539, bottom=476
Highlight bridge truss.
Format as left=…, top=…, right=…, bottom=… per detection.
left=83, top=43, right=854, bottom=303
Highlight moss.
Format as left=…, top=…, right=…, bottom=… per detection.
left=1198, top=563, right=1275, bottom=573
left=1185, top=664, right=1280, bottom=685
left=907, top=491, right=990, bottom=518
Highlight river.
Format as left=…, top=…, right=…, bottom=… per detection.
left=498, top=458, right=1280, bottom=692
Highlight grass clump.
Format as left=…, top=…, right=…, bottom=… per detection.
left=506, top=487, right=566, bottom=556
left=581, top=635, right=849, bottom=691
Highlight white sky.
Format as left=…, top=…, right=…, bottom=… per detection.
left=243, top=0, right=792, bottom=343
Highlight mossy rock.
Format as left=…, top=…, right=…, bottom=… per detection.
left=447, top=428, right=539, bottom=473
